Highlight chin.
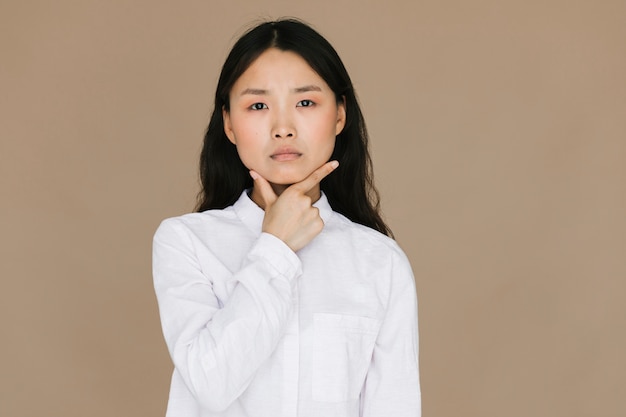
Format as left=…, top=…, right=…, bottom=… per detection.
left=268, top=177, right=302, bottom=186
left=266, top=170, right=309, bottom=186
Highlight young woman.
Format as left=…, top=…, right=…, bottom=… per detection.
left=153, top=19, right=420, bottom=417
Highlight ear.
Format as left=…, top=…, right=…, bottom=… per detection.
left=223, top=107, right=236, bottom=144
left=335, top=96, right=347, bottom=136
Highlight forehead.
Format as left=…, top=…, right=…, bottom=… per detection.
left=231, top=48, right=329, bottom=92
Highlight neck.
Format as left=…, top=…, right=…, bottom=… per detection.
left=250, top=183, right=321, bottom=210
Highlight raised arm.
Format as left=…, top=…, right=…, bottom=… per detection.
left=153, top=161, right=339, bottom=412
left=154, top=225, right=299, bottom=412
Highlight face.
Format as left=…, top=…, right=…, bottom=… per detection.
left=223, top=48, right=346, bottom=196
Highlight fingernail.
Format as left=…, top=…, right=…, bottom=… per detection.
left=249, top=171, right=259, bottom=180
left=330, top=160, right=339, bottom=169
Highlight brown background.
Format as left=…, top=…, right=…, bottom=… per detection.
left=1, top=0, right=624, bottom=416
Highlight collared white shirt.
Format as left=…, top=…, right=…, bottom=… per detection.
left=153, top=191, right=421, bottom=417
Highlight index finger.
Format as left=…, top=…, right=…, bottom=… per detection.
left=290, top=160, right=339, bottom=194
left=250, top=170, right=278, bottom=208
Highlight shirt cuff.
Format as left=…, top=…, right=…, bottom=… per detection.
left=247, top=232, right=303, bottom=279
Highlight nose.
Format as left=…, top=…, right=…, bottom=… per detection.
left=271, top=112, right=296, bottom=139
left=273, top=128, right=294, bottom=139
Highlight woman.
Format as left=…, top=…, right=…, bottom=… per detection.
left=153, top=18, right=421, bottom=417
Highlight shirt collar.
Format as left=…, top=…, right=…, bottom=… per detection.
left=233, top=189, right=333, bottom=235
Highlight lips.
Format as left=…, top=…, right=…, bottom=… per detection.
left=270, top=147, right=302, bottom=161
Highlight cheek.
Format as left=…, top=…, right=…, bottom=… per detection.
left=231, top=118, right=261, bottom=148
left=310, top=111, right=340, bottom=148
left=229, top=129, right=261, bottom=168
left=308, top=131, right=336, bottom=163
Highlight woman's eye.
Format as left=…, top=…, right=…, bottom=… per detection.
left=250, top=103, right=268, bottom=110
left=297, top=99, right=314, bottom=107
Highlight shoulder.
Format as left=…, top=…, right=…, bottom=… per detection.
left=153, top=207, right=238, bottom=242
left=323, top=212, right=416, bottom=303
left=326, top=212, right=400, bottom=249
left=326, top=212, right=410, bottom=264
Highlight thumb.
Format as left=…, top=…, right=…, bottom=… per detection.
left=250, top=170, right=277, bottom=208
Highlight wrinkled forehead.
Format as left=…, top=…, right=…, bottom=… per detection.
left=229, top=48, right=330, bottom=97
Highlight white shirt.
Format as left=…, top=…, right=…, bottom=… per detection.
left=153, top=191, right=421, bottom=417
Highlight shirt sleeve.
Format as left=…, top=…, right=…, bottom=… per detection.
left=152, top=218, right=301, bottom=412
left=360, top=247, right=421, bottom=417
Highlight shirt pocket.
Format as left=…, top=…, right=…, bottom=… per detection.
left=312, top=313, right=381, bottom=403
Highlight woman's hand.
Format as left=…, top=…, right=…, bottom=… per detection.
left=250, top=161, right=339, bottom=252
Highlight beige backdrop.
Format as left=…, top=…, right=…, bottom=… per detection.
left=1, top=0, right=624, bottom=416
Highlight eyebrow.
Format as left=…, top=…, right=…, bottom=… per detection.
left=240, top=88, right=268, bottom=96
left=293, top=85, right=322, bottom=93
left=239, top=85, right=322, bottom=96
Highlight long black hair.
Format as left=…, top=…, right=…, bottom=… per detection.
left=196, top=18, right=392, bottom=237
